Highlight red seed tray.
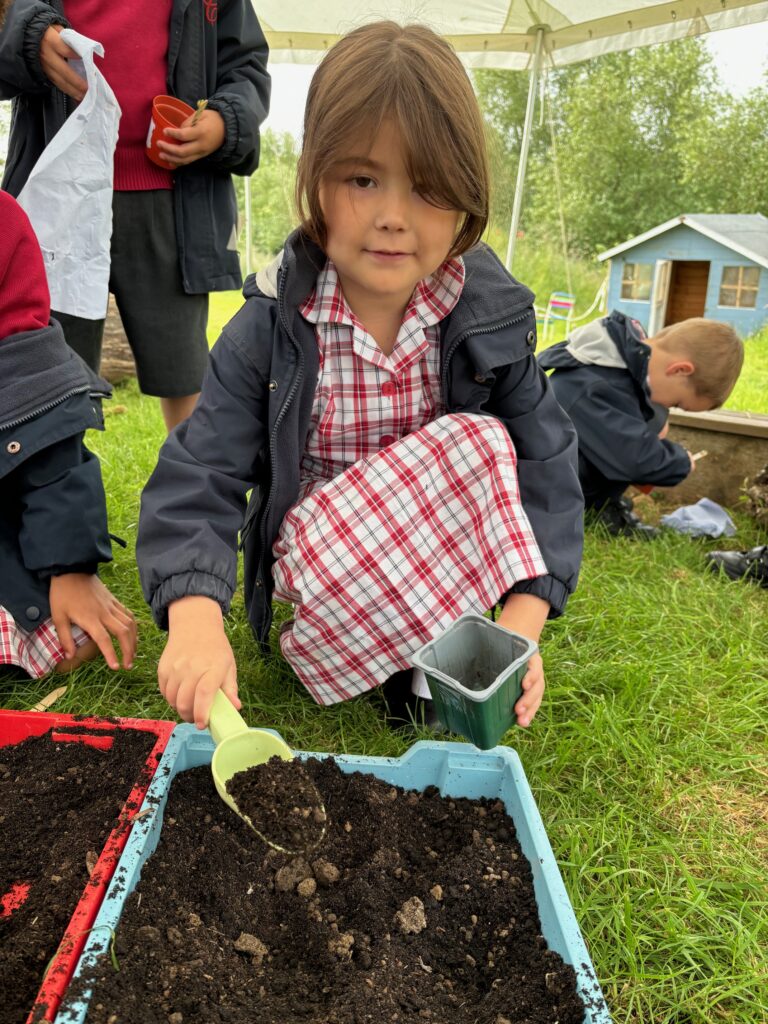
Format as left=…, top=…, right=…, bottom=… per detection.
left=0, top=709, right=175, bottom=1024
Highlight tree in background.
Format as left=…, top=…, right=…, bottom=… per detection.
left=235, top=129, right=299, bottom=261
left=475, top=39, right=768, bottom=259
left=678, top=82, right=768, bottom=214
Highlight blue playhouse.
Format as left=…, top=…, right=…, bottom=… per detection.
left=598, top=213, right=768, bottom=337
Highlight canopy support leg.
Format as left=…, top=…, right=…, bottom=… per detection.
left=505, top=25, right=545, bottom=272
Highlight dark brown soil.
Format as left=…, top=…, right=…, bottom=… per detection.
left=0, top=728, right=155, bottom=1024
left=226, top=756, right=327, bottom=853
left=72, top=758, right=600, bottom=1024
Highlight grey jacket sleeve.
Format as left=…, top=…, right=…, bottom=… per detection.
left=487, top=354, right=584, bottom=617
left=137, top=326, right=269, bottom=628
left=203, top=0, right=270, bottom=175
left=0, top=0, right=69, bottom=98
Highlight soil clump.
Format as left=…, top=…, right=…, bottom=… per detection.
left=0, top=727, right=155, bottom=1024
left=71, top=757, right=599, bottom=1023
left=226, top=755, right=327, bottom=852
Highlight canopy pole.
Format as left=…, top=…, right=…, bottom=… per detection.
left=244, top=174, right=253, bottom=277
left=505, top=25, right=545, bottom=272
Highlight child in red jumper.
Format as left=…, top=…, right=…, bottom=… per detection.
left=0, top=191, right=136, bottom=678
left=0, top=0, right=270, bottom=432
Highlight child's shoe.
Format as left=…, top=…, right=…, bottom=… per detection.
left=591, top=496, right=659, bottom=539
left=705, top=545, right=768, bottom=587
left=380, top=669, right=442, bottom=730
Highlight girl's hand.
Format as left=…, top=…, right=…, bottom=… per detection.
left=515, top=651, right=545, bottom=727
left=496, top=591, right=550, bottom=727
left=40, top=25, right=87, bottom=102
left=160, top=596, right=240, bottom=729
left=49, top=573, right=137, bottom=670
left=156, top=109, right=226, bottom=167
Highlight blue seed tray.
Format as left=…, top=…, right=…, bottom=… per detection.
left=57, top=726, right=611, bottom=1024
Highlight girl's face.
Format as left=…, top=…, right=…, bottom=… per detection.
left=318, top=120, right=460, bottom=317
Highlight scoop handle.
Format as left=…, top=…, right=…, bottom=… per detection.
left=208, top=690, right=249, bottom=745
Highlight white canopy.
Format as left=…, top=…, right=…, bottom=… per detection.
left=259, top=0, right=768, bottom=69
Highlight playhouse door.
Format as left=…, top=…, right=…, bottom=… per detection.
left=648, top=259, right=672, bottom=335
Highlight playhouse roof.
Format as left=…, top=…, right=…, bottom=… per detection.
left=598, top=214, right=768, bottom=270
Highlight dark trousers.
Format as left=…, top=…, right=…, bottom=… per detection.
left=53, top=191, right=209, bottom=398
left=578, top=454, right=628, bottom=510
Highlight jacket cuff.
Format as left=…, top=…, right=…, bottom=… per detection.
left=24, top=10, right=70, bottom=87
left=203, top=97, right=238, bottom=165
left=150, top=570, right=234, bottom=630
left=506, top=574, right=571, bottom=618
left=46, top=563, right=100, bottom=578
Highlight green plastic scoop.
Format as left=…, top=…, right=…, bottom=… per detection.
left=208, top=690, right=326, bottom=854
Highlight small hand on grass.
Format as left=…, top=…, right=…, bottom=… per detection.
left=50, top=574, right=137, bottom=670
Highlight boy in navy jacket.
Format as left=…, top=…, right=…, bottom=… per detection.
left=539, top=312, right=743, bottom=537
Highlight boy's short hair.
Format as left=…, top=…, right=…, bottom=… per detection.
left=653, top=318, right=744, bottom=407
left=296, top=21, right=489, bottom=258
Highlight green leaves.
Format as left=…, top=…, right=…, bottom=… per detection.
left=475, top=39, right=768, bottom=258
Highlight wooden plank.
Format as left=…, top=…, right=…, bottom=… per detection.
left=668, top=408, right=768, bottom=439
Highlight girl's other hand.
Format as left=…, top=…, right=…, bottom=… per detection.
left=49, top=573, right=137, bottom=670
left=496, top=591, right=550, bottom=727
left=515, top=651, right=545, bottom=727
left=161, top=596, right=240, bottom=729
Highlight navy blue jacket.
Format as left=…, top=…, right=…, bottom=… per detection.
left=538, top=311, right=690, bottom=489
left=137, top=232, right=584, bottom=648
left=0, top=0, right=270, bottom=294
left=0, top=321, right=112, bottom=630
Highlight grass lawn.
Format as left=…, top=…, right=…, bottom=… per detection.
left=2, top=372, right=766, bottom=1023
left=725, top=326, right=768, bottom=416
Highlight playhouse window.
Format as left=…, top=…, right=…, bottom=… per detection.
left=719, top=265, right=759, bottom=308
left=620, top=262, right=653, bottom=301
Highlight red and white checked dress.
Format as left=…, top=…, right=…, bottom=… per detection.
left=272, top=259, right=547, bottom=705
left=0, top=607, right=88, bottom=678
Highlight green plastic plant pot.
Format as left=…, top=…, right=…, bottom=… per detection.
left=411, top=613, right=538, bottom=749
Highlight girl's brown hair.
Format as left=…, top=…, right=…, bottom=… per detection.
left=295, top=21, right=489, bottom=257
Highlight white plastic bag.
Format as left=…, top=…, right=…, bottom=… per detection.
left=17, top=29, right=121, bottom=320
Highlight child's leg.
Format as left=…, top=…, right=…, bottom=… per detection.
left=54, top=638, right=100, bottom=674
left=272, top=413, right=547, bottom=706
left=580, top=457, right=658, bottom=538
left=0, top=608, right=94, bottom=679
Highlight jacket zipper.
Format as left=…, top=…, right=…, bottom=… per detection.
left=241, top=270, right=305, bottom=570
left=2, top=385, right=94, bottom=431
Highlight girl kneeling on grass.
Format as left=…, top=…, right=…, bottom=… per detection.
left=137, top=21, right=584, bottom=730
left=0, top=192, right=136, bottom=679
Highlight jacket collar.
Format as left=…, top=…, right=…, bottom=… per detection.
left=244, top=230, right=536, bottom=367
left=603, top=312, right=651, bottom=384
left=538, top=311, right=658, bottom=419
left=0, top=319, right=110, bottom=430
